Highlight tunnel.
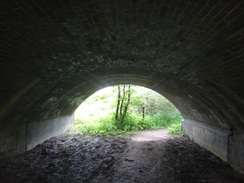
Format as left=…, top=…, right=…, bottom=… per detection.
left=0, top=0, right=244, bottom=174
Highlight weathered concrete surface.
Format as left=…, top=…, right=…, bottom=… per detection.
left=183, top=119, right=244, bottom=173
left=182, top=119, right=232, bottom=161
left=0, top=123, right=26, bottom=159
left=27, top=115, right=74, bottom=150
left=0, top=115, right=74, bottom=159
left=229, top=134, right=244, bottom=173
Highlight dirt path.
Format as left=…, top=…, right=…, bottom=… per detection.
left=111, top=129, right=172, bottom=182
left=110, top=129, right=244, bottom=183
left=0, top=129, right=244, bottom=183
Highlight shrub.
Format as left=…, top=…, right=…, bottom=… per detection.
left=167, top=122, right=183, bottom=135
left=69, top=112, right=183, bottom=136
left=70, top=85, right=184, bottom=136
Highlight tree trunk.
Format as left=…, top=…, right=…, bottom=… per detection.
left=115, top=84, right=132, bottom=123
left=119, top=85, right=126, bottom=122
left=122, top=85, right=131, bottom=122
left=142, top=104, right=145, bottom=120
left=115, top=85, right=121, bottom=121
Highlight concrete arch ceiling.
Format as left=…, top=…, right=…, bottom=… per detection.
left=0, top=0, right=244, bottom=172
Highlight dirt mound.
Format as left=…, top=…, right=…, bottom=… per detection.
left=0, top=136, right=126, bottom=183
left=0, top=129, right=244, bottom=183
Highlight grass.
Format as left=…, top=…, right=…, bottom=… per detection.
left=68, top=85, right=184, bottom=137
left=68, top=112, right=183, bottom=137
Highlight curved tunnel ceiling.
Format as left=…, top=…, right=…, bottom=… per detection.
left=0, top=0, right=244, bottom=134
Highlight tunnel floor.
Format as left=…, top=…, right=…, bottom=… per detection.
left=0, top=129, right=244, bottom=183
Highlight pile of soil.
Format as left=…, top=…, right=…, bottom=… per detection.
left=0, top=129, right=243, bottom=183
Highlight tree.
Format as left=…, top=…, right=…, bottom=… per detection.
left=129, top=86, right=177, bottom=117
left=115, top=84, right=132, bottom=123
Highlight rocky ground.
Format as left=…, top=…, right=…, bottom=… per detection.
left=0, top=129, right=244, bottom=183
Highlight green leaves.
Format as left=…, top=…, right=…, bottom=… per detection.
left=71, top=85, right=183, bottom=137
left=70, top=111, right=183, bottom=137
left=168, top=122, right=184, bottom=135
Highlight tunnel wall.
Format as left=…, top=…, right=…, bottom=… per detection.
left=183, top=119, right=244, bottom=173
left=182, top=119, right=231, bottom=161
left=0, top=123, right=26, bottom=158
left=27, top=115, right=74, bottom=150
left=0, top=0, right=243, bottom=174
left=0, top=71, right=244, bottom=174
left=229, top=134, right=244, bottom=174
left=0, top=115, right=74, bottom=158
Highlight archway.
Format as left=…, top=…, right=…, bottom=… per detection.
left=0, top=0, right=243, bottom=173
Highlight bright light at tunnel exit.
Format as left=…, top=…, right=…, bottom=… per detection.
left=75, top=86, right=116, bottom=120
left=74, top=85, right=182, bottom=126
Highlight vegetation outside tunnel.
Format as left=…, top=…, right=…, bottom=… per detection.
left=68, top=85, right=183, bottom=137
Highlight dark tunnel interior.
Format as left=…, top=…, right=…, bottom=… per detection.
left=0, top=0, right=243, bottom=173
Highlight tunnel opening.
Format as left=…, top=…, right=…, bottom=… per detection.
left=0, top=0, right=244, bottom=179
left=68, top=85, right=183, bottom=137
left=0, top=69, right=243, bottom=174
left=1, top=81, right=244, bottom=182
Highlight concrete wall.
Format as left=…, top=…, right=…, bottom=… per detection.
left=0, top=123, right=27, bottom=158
left=229, top=134, right=244, bottom=173
left=183, top=119, right=244, bottom=173
left=0, top=115, right=74, bottom=159
left=27, top=115, right=74, bottom=150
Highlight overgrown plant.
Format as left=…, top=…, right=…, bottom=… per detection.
left=70, top=85, right=184, bottom=136
left=167, top=121, right=184, bottom=135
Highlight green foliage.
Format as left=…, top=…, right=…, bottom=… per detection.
left=167, top=122, right=184, bottom=135
left=70, top=111, right=183, bottom=136
left=71, top=85, right=184, bottom=137
left=70, top=115, right=129, bottom=137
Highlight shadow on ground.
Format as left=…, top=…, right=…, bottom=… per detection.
left=0, top=130, right=243, bottom=183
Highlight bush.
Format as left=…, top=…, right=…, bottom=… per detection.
left=70, top=85, right=184, bottom=136
left=167, top=122, right=183, bottom=135
left=69, top=111, right=183, bottom=136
